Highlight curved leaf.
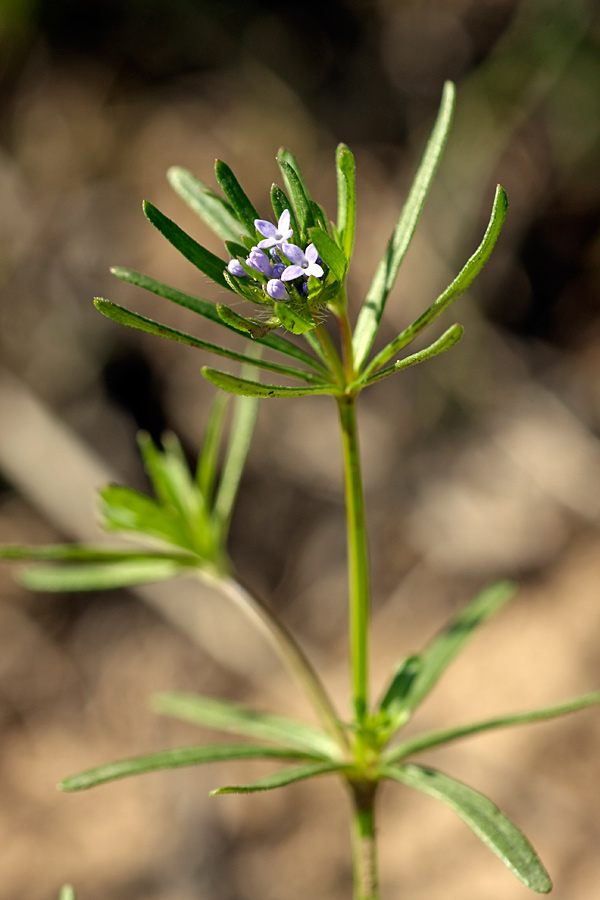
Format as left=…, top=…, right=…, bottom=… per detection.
left=361, top=323, right=463, bottom=388
left=384, top=689, right=600, bottom=763
left=167, top=166, right=249, bottom=242
left=110, top=267, right=325, bottom=372
left=214, top=160, right=260, bottom=235
left=0, top=544, right=190, bottom=562
left=153, top=692, right=340, bottom=759
left=353, top=81, right=456, bottom=370
left=202, top=367, right=336, bottom=398
left=143, top=201, right=230, bottom=290
left=384, top=764, right=552, bottom=893
left=365, top=184, right=508, bottom=375
left=401, top=580, right=517, bottom=717
left=19, top=559, right=190, bottom=592
left=60, top=744, right=310, bottom=791
left=211, top=761, right=342, bottom=795
left=94, top=299, right=323, bottom=384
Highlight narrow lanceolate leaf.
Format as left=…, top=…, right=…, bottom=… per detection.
left=19, top=559, right=190, bottom=592
left=94, top=300, right=323, bottom=384
left=60, top=744, right=310, bottom=792
left=0, top=544, right=191, bottom=562
left=196, top=391, right=229, bottom=504
left=336, top=143, right=356, bottom=260
left=110, top=267, right=326, bottom=372
left=352, top=81, right=456, bottom=371
left=361, top=323, right=463, bottom=388
left=167, top=166, right=249, bottom=242
left=308, top=227, right=347, bottom=282
left=378, top=655, right=422, bottom=727
left=277, top=151, right=314, bottom=234
left=214, top=160, right=260, bottom=235
left=365, top=184, right=509, bottom=375
left=214, top=361, right=260, bottom=537
left=202, top=367, right=336, bottom=399
left=211, top=761, right=342, bottom=795
left=384, top=765, right=552, bottom=894
left=402, top=580, right=517, bottom=717
left=152, top=692, right=340, bottom=759
left=143, top=201, right=230, bottom=290
left=383, top=689, right=600, bottom=764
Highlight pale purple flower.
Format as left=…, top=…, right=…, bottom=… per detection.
left=255, top=210, right=293, bottom=249
left=266, top=279, right=289, bottom=301
left=227, top=259, right=247, bottom=277
left=247, top=247, right=275, bottom=278
left=280, top=243, right=324, bottom=281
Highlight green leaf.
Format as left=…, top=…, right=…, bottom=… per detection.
left=20, top=558, right=189, bottom=592
left=213, top=361, right=260, bottom=537
left=152, top=692, right=340, bottom=758
left=336, top=143, right=356, bottom=261
left=402, top=580, right=517, bottom=717
left=99, top=484, right=195, bottom=552
left=277, top=150, right=314, bottom=234
left=60, top=744, right=310, bottom=792
left=361, top=323, right=464, bottom=388
left=308, top=226, right=347, bottom=282
left=271, top=184, right=301, bottom=244
left=0, top=544, right=188, bottom=562
left=142, top=201, right=230, bottom=290
left=167, top=166, right=249, bottom=243
left=365, top=184, right=509, bottom=375
left=309, top=200, right=328, bottom=232
left=384, top=764, right=552, bottom=893
left=196, top=392, right=229, bottom=504
left=378, top=655, right=421, bottom=727
left=214, top=160, right=260, bottom=235
left=352, top=81, right=456, bottom=371
left=112, top=265, right=327, bottom=370
left=210, top=761, right=342, bottom=795
left=58, top=886, right=75, bottom=900
left=94, top=299, right=324, bottom=384
left=383, top=689, right=600, bottom=764
left=202, top=367, right=336, bottom=399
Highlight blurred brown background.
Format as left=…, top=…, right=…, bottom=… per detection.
left=1, top=0, right=600, bottom=898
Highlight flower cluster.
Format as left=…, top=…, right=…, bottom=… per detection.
left=227, top=210, right=325, bottom=306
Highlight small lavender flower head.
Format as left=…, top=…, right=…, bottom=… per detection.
left=255, top=210, right=293, bottom=250
left=266, top=279, right=289, bottom=301
left=227, top=258, right=247, bottom=277
left=280, top=243, right=324, bottom=281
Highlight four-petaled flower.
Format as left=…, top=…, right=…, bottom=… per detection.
left=281, top=243, right=324, bottom=281
left=255, top=210, right=293, bottom=249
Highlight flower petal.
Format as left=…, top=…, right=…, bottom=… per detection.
left=278, top=209, right=291, bottom=233
left=281, top=243, right=305, bottom=265
left=281, top=265, right=304, bottom=281
left=255, top=219, right=276, bottom=238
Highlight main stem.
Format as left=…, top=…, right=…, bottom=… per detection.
left=350, top=782, right=380, bottom=900
left=337, top=392, right=370, bottom=723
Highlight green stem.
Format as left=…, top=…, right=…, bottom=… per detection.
left=350, top=782, right=380, bottom=900
left=337, top=393, right=371, bottom=722
left=209, top=573, right=350, bottom=754
left=314, top=323, right=346, bottom=387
